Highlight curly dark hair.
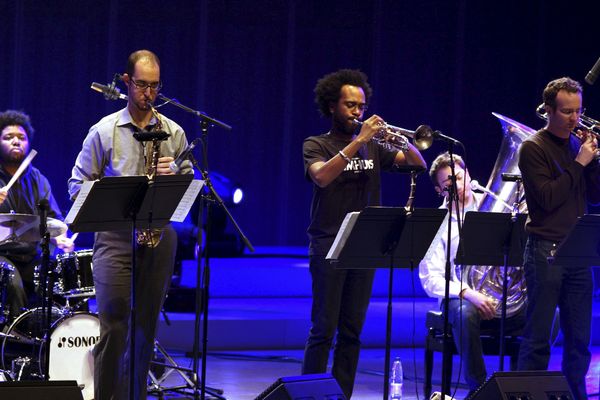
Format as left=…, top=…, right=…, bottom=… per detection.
left=314, top=69, right=372, bottom=117
left=429, top=152, right=465, bottom=187
left=543, top=77, right=582, bottom=110
left=126, top=49, right=161, bottom=77
left=0, top=110, right=35, bottom=142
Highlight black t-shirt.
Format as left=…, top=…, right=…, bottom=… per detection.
left=303, top=132, right=398, bottom=256
left=0, top=164, right=62, bottom=260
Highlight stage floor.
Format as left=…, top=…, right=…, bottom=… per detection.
left=149, top=346, right=600, bottom=399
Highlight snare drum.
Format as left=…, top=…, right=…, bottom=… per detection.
left=1, top=307, right=98, bottom=400
left=55, top=250, right=94, bottom=297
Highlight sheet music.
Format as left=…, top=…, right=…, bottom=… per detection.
left=326, top=211, right=360, bottom=260
left=65, top=180, right=95, bottom=225
left=170, top=179, right=204, bottom=222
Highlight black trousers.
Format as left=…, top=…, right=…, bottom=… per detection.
left=92, top=226, right=176, bottom=400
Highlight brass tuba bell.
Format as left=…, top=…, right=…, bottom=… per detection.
left=465, top=112, right=535, bottom=318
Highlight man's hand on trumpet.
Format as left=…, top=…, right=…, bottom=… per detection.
left=575, top=129, right=599, bottom=166
left=355, top=114, right=385, bottom=144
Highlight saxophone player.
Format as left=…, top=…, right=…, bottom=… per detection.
left=69, top=50, right=192, bottom=400
left=419, top=152, right=526, bottom=396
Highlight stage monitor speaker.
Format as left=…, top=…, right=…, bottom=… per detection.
left=254, top=373, right=346, bottom=400
left=468, top=371, right=574, bottom=400
left=0, top=380, right=84, bottom=400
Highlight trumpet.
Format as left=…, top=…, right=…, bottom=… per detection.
left=536, top=103, right=600, bottom=140
left=352, top=119, right=434, bottom=152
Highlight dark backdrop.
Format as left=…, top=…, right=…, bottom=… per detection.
left=1, top=0, right=599, bottom=248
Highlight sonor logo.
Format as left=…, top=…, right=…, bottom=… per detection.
left=57, top=335, right=100, bottom=348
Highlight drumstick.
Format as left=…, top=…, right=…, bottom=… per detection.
left=2, top=149, right=38, bottom=191
left=71, top=232, right=79, bottom=242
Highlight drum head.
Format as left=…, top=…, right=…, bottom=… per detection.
left=1, top=309, right=98, bottom=400
left=49, top=312, right=98, bottom=400
left=1, top=307, right=63, bottom=378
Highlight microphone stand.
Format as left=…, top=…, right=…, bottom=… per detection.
left=157, top=94, right=252, bottom=400
left=441, top=144, right=460, bottom=398
left=498, top=177, right=523, bottom=371
left=38, top=199, right=54, bottom=380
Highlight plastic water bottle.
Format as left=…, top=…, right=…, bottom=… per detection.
left=389, top=357, right=403, bottom=399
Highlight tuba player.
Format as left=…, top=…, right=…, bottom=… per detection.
left=419, top=152, right=526, bottom=396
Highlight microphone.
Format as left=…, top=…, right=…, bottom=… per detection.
left=91, top=74, right=127, bottom=100
left=501, top=172, right=522, bottom=182
left=470, top=180, right=513, bottom=211
left=469, top=179, right=484, bottom=192
left=433, top=130, right=461, bottom=145
left=169, top=138, right=200, bottom=173
left=37, top=198, right=50, bottom=212
left=585, top=56, right=600, bottom=85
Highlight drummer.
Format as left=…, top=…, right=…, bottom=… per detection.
left=0, top=110, right=74, bottom=324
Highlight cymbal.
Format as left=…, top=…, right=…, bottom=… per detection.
left=0, top=213, right=37, bottom=227
left=0, top=213, right=68, bottom=243
left=48, top=217, right=67, bottom=237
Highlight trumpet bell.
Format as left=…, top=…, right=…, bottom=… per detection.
left=413, top=125, right=434, bottom=151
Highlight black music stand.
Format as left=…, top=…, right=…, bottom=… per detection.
left=66, top=174, right=197, bottom=399
left=455, top=211, right=527, bottom=371
left=549, top=214, right=600, bottom=266
left=327, top=207, right=447, bottom=400
left=549, top=214, right=600, bottom=395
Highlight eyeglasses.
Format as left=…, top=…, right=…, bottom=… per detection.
left=558, top=107, right=585, bottom=116
left=343, top=101, right=368, bottom=112
left=130, top=77, right=162, bottom=92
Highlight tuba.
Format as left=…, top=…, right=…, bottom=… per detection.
left=464, top=112, right=534, bottom=318
left=135, top=103, right=166, bottom=248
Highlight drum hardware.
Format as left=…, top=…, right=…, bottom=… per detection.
left=147, top=339, right=225, bottom=399
left=0, top=262, right=15, bottom=327
left=12, top=356, right=32, bottom=381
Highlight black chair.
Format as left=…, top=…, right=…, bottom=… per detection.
left=423, top=310, right=523, bottom=398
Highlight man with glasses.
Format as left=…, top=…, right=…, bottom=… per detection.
left=69, top=49, right=192, bottom=400
left=517, top=77, right=600, bottom=399
left=301, top=69, right=426, bottom=398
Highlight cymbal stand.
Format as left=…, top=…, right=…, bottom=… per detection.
left=38, top=199, right=54, bottom=380
left=147, top=339, right=225, bottom=399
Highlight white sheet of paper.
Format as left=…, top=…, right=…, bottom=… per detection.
left=170, top=179, right=204, bottom=222
left=65, top=180, right=95, bottom=225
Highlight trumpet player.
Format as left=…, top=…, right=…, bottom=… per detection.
left=517, top=77, right=600, bottom=400
left=419, top=152, right=526, bottom=395
left=301, top=68, right=426, bottom=398
left=69, top=50, right=192, bottom=400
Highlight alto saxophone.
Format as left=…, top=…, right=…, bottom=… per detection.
left=136, top=103, right=165, bottom=248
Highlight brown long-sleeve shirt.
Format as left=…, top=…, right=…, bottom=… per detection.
left=518, top=129, right=600, bottom=242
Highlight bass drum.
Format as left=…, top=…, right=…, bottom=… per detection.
left=1, top=308, right=99, bottom=400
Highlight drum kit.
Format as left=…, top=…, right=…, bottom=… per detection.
left=0, top=213, right=98, bottom=400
